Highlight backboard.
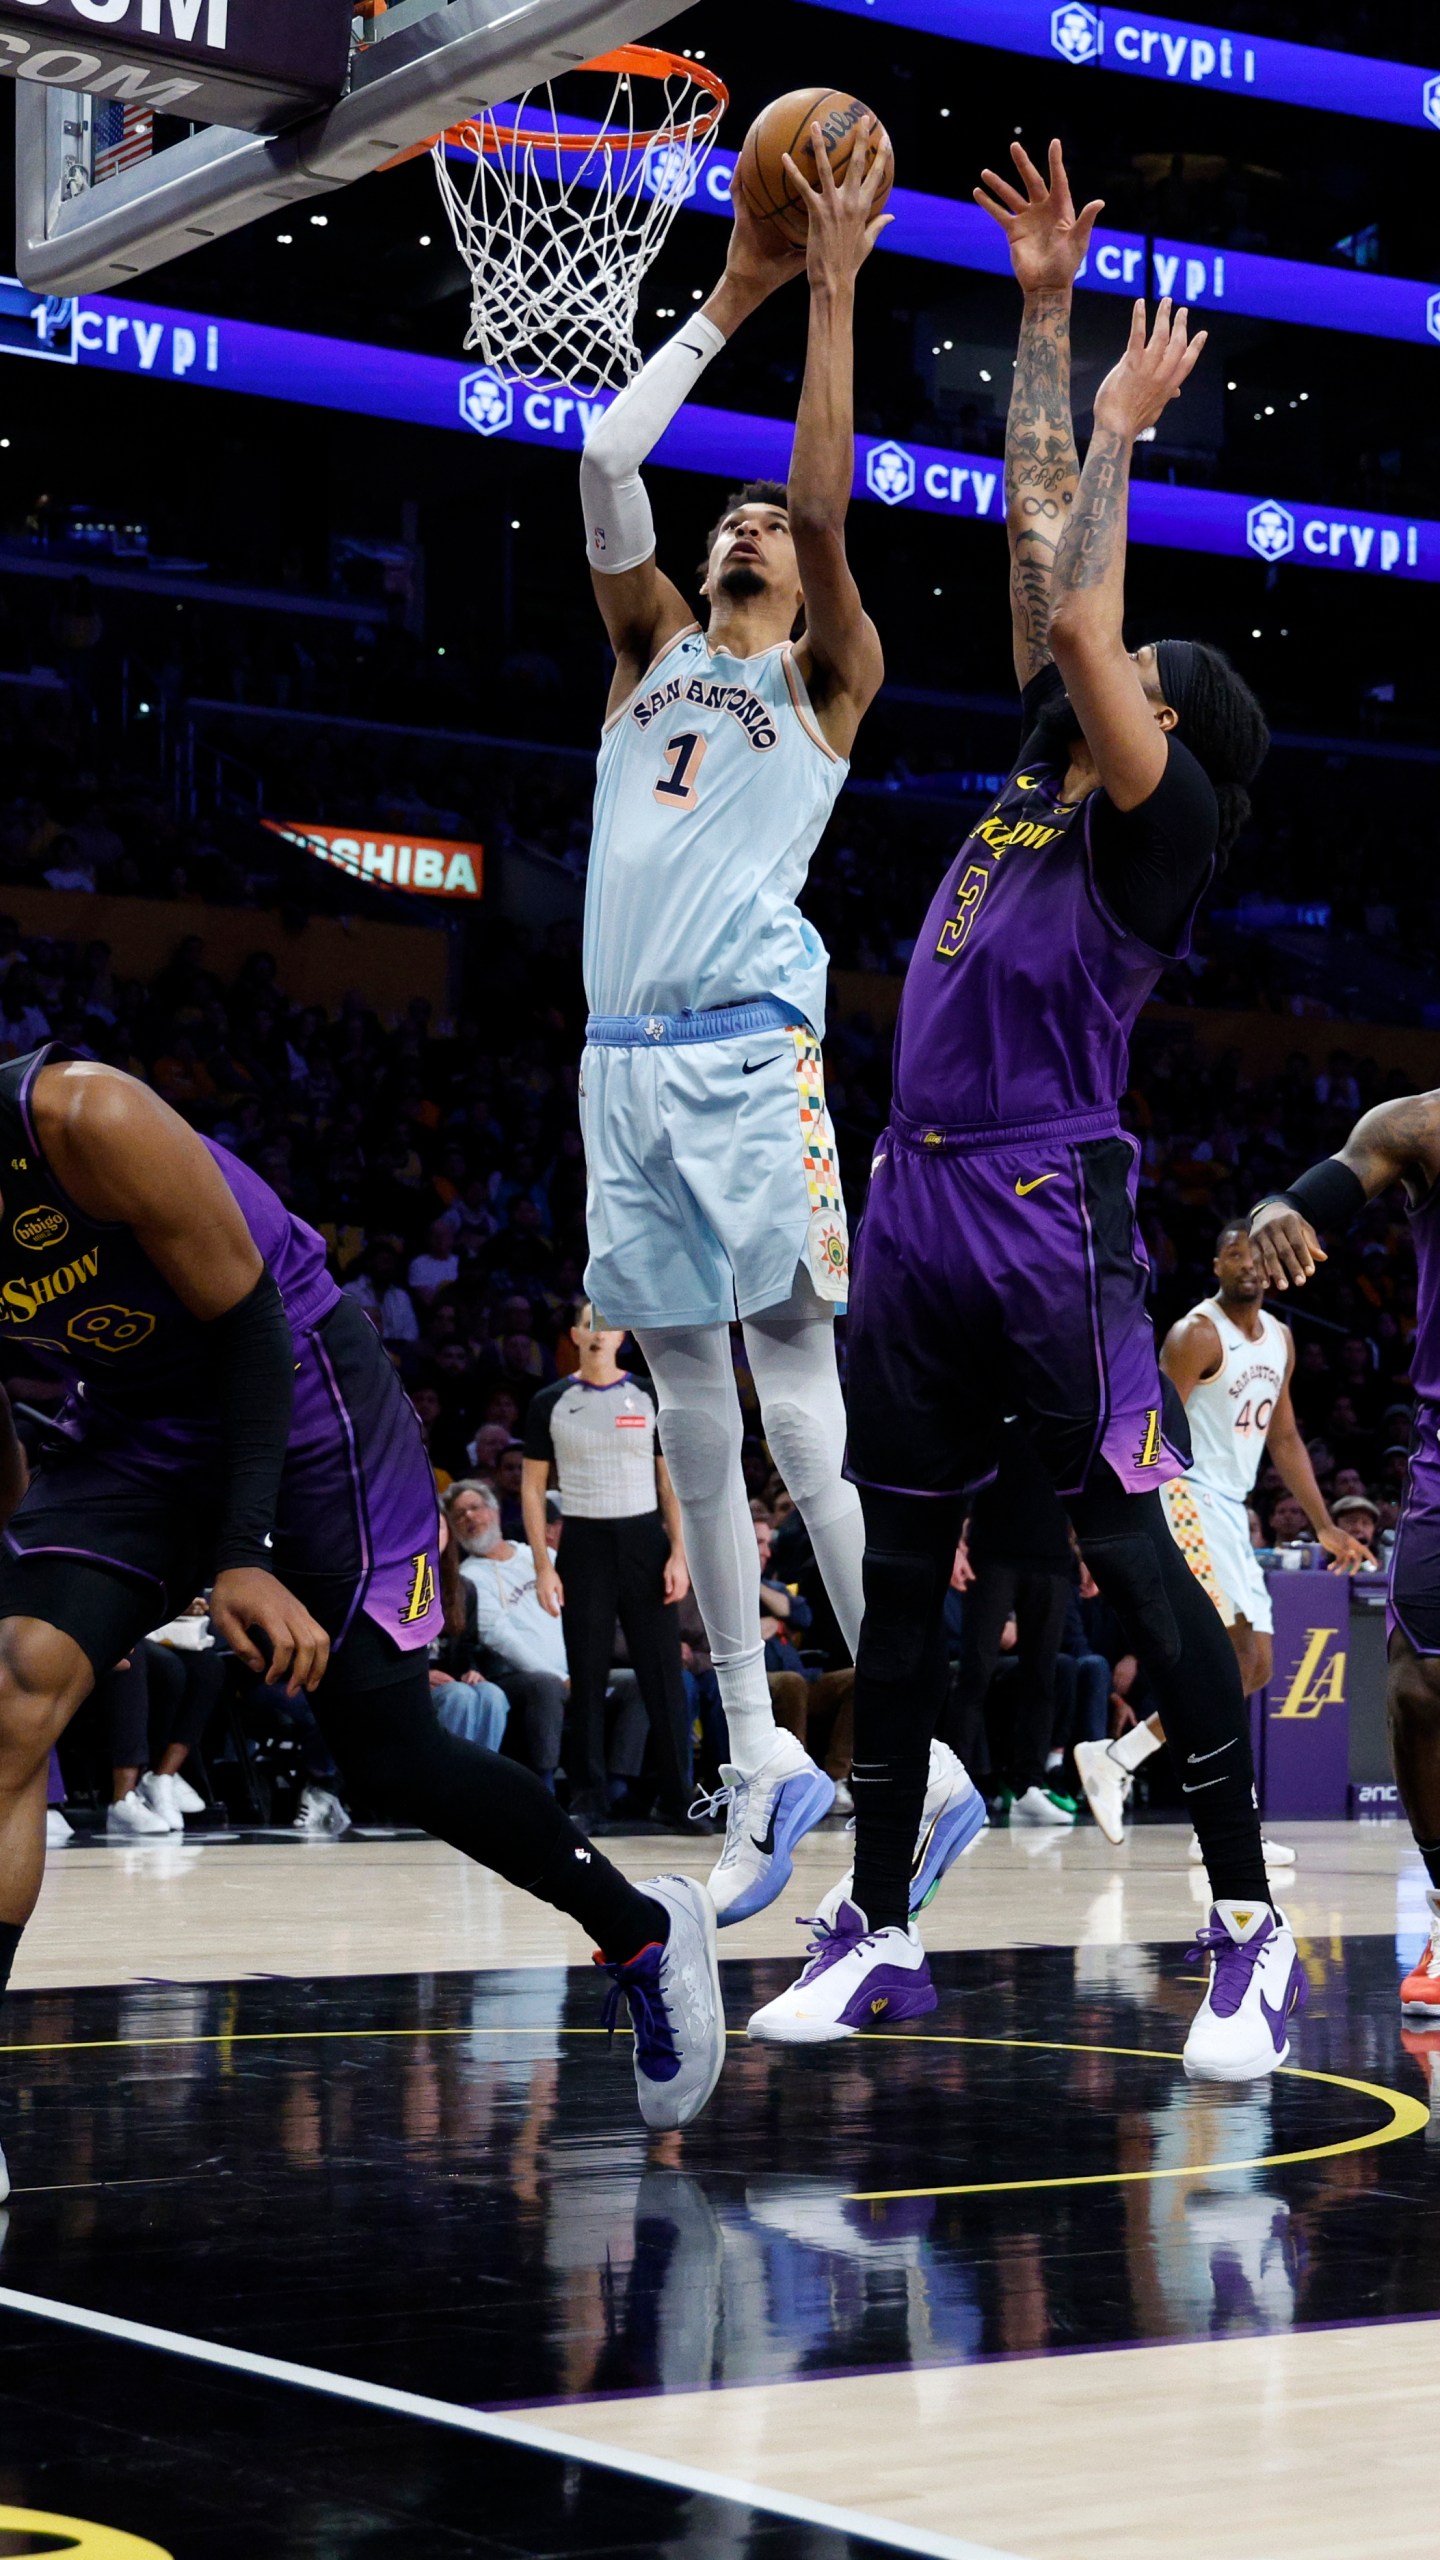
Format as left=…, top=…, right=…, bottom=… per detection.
left=16, top=0, right=683, bottom=293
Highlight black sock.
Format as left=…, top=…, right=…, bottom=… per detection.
left=849, top=1489, right=964, bottom=1935
left=0, top=1922, right=22, bottom=2003
left=1069, top=1471, right=1271, bottom=1911
left=318, top=1672, right=669, bottom=1965
left=1419, top=1840, right=1440, bottom=1893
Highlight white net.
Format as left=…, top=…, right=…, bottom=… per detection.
left=431, top=50, right=727, bottom=397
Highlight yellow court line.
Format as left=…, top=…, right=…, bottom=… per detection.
left=845, top=2032, right=1429, bottom=2200
left=0, top=2021, right=1425, bottom=2206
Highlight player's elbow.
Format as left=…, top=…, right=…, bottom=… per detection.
left=789, top=500, right=848, bottom=554
left=1046, top=597, right=1115, bottom=661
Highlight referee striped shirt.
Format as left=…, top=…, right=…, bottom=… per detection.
left=524, top=1373, right=661, bottom=1519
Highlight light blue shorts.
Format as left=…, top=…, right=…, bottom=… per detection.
left=580, top=1003, right=851, bottom=1332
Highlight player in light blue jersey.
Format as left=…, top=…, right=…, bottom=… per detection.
left=576, top=126, right=978, bottom=1927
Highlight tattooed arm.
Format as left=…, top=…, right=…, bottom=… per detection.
left=1048, top=297, right=1207, bottom=808
left=975, top=141, right=1102, bottom=687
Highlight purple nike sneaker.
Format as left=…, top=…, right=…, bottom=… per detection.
left=1183, top=1899, right=1306, bottom=2080
left=746, top=1896, right=938, bottom=2045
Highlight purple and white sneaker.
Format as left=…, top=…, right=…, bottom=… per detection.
left=1182, top=1899, right=1306, bottom=2081
left=746, top=1898, right=937, bottom=2045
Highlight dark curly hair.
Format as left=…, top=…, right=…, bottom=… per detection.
left=1152, top=638, right=1270, bottom=865
left=699, top=479, right=790, bottom=568
left=697, top=481, right=803, bottom=635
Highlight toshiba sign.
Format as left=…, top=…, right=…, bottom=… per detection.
left=0, top=0, right=354, bottom=132
left=264, top=821, right=485, bottom=903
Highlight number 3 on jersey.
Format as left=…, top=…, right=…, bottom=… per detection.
left=653, top=730, right=707, bottom=810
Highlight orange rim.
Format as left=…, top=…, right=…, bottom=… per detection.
left=380, top=46, right=728, bottom=170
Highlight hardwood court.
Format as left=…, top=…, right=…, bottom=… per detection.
left=0, top=1818, right=1433, bottom=2557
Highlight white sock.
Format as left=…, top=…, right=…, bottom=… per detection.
left=1111, top=1719, right=1164, bottom=1774
left=715, top=1653, right=783, bottom=1775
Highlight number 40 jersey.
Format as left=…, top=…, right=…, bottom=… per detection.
left=1185, top=1294, right=1291, bottom=1501
left=583, top=625, right=848, bottom=1035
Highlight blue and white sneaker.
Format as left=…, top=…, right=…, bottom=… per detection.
left=830, top=1739, right=986, bottom=1919
left=746, top=1898, right=938, bottom=2045
left=597, top=1874, right=726, bottom=2130
left=908, top=1739, right=986, bottom=1912
left=701, top=1733, right=836, bottom=1927
left=1182, top=1900, right=1305, bottom=2081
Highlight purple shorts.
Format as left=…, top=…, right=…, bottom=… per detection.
left=845, top=1109, right=1187, bottom=1501
left=0, top=1296, right=441, bottom=1678
left=1389, top=1403, right=1439, bottom=1655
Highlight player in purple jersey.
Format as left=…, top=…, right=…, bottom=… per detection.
left=1251, top=1098, right=1440, bottom=2023
left=0, top=1049, right=727, bottom=2180
left=750, top=142, right=1292, bottom=2081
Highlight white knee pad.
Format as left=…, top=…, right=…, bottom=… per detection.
left=657, top=1404, right=738, bottom=1509
left=762, top=1398, right=846, bottom=1515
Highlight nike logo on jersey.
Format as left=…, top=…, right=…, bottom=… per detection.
left=742, top=1054, right=785, bottom=1076
left=1015, top=1173, right=1060, bottom=1197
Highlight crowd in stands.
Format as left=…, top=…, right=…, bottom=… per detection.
left=1, top=833, right=1424, bottom=1833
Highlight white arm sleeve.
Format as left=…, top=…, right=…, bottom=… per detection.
left=580, top=312, right=727, bottom=575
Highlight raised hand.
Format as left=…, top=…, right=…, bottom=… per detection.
left=975, top=137, right=1103, bottom=297
left=724, top=164, right=808, bottom=298
left=1250, top=1199, right=1326, bottom=1293
left=781, top=115, right=894, bottom=290
left=1093, top=297, right=1208, bottom=438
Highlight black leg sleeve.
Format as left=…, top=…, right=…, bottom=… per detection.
left=1010, top=1570, right=1070, bottom=1795
left=314, top=1663, right=666, bottom=1962
left=1068, top=1469, right=1270, bottom=1907
left=850, top=1487, right=965, bottom=1935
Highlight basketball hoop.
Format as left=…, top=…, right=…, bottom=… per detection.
left=421, top=46, right=729, bottom=397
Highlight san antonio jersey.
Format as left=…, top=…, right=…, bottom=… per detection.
left=583, top=625, right=848, bottom=1034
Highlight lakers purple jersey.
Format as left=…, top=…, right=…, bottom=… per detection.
left=1408, top=1183, right=1440, bottom=1408
left=893, top=756, right=1206, bottom=1129
left=0, top=1045, right=339, bottom=1427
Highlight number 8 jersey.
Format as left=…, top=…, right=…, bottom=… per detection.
left=583, top=625, right=848, bottom=1032
left=1185, top=1295, right=1291, bottom=1500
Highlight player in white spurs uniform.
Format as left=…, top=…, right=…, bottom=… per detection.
left=578, top=133, right=980, bottom=1926
left=1075, top=1222, right=1370, bottom=1851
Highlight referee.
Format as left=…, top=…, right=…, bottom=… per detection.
left=523, top=1304, right=692, bottom=1833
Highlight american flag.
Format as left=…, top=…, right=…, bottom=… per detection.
left=93, top=103, right=154, bottom=187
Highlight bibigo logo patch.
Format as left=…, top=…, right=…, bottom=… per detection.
left=13, top=1203, right=69, bottom=1251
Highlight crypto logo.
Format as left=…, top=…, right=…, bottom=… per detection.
left=1051, top=4, right=1101, bottom=65
left=865, top=440, right=916, bottom=506
left=642, top=139, right=698, bottom=202
left=1246, top=498, right=1295, bottom=562
left=1423, top=74, right=1440, bottom=131
left=1427, top=290, right=1440, bottom=345
left=459, top=367, right=514, bottom=436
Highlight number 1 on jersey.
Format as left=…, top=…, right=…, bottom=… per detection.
left=654, top=730, right=707, bottom=810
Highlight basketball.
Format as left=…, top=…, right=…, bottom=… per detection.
left=737, top=87, right=893, bottom=243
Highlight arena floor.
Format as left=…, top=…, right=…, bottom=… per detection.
left=1, top=1818, right=1434, bottom=2558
